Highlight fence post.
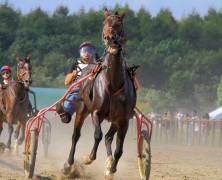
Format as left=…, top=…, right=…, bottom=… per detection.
left=198, top=120, right=201, bottom=145
left=169, top=119, right=172, bottom=143
left=192, top=121, right=195, bottom=145
left=186, top=121, right=189, bottom=145
left=160, top=120, right=162, bottom=143
left=220, top=121, right=222, bottom=147
left=211, top=121, right=215, bottom=147
left=175, top=119, right=178, bottom=144
left=204, top=120, right=207, bottom=145
left=180, top=121, right=184, bottom=144
left=155, top=120, right=158, bottom=142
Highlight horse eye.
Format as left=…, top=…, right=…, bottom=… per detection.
left=117, top=22, right=122, bottom=25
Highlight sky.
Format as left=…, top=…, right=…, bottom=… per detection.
left=2, top=0, right=222, bottom=19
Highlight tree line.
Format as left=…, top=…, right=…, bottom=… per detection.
left=1, top=2, right=222, bottom=113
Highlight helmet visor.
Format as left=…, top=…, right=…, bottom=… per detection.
left=80, top=46, right=94, bottom=56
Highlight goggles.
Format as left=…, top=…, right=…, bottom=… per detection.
left=2, top=71, right=11, bottom=76
left=80, top=46, right=94, bottom=56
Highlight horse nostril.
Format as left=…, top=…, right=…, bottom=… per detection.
left=111, top=36, right=115, bottom=40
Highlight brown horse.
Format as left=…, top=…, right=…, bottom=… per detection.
left=63, top=9, right=136, bottom=178
left=0, top=55, right=32, bottom=154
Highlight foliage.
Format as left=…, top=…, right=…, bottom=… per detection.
left=1, top=3, right=222, bottom=113
left=217, top=76, right=222, bottom=108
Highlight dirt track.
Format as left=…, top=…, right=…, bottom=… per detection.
left=0, top=117, right=222, bottom=180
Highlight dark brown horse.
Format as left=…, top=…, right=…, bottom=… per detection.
left=63, top=9, right=136, bottom=178
left=0, top=55, right=32, bottom=154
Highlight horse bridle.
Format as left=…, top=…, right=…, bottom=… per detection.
left=16, top=62, right=32, bottom=84
left=102, top=15, right=125, bottom=46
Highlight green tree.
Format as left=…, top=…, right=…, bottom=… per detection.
left=150, top=8, right=178, bottom=42
left=178, top=11, right=203, bottom=49
left=136, top=8, right=152, bottom=41
left=21, top=8, right=52, bottom=36
left=217, top=76, right=222, bottom=107
left=201, top=8, right=222, bottom=50
left=0, top=4, right=19, bottom=51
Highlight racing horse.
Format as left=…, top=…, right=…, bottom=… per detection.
left=63, top=9, right=136, bottom=177
left=0, top=55, right=32, bottom=154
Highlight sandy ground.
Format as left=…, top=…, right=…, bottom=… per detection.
left=0, top=116, right=222, bottom=180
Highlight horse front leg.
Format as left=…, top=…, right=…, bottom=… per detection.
left=83, top=110, right=103, bottom=165
left=13, top=121, right=20, bottom=155
left=14, top=122, right=25, bottom=155
left=106, top=120, right=129, bottom=176
left=104, top=123, right=118, bottom=176
left=6, top=122, right=14, bottom=150
left=5, top=112, right=14, bottom=150
left=63, top=111, right=87, bottom=175
left=17, top=123, right=25, bottom=145
left=0, top=115, right=3, bottom=136
left=0, top=115, right=5, bottom=153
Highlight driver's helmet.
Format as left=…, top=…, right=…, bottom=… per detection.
left=0, top=65, right=11, bottom=74
left=79, top=42, right=95, bottom=57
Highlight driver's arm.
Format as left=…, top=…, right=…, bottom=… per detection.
left=64, top=70, right=77, bottom=86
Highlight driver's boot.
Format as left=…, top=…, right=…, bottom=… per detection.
left=56, top=103, right=72, bottom=123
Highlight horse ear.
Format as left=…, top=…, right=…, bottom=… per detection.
left=15, top=56, right=21, bottom=62
left=120, top=12, right=126, bottom=19
left=104, top=7, right=109, bottom=18
left=26, top=54, right=31, bottom=61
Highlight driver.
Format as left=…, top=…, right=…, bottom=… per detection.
left=0, top=65, right=38, bottom=117
left=0, top=65, right=14, bottom=91
left=56, top=42, right=99, bottom=123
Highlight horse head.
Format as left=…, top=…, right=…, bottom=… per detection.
left=16, top=55, right=32, bottom=88
left=102, top=8, right=127, bottom=47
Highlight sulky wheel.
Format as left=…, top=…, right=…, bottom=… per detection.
left=43, top=126, right=50, bottom=158
left=24, top=128, right=37, bottom=178
left=138, top=130, right=151, bottom=180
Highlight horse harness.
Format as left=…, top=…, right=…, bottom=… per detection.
left=102, top=15, right=126, bottom=46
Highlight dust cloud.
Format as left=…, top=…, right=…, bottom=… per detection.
left=0, top=114, right=222, bottom=179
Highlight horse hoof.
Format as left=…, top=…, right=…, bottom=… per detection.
left=62, top=163, right=72, bottom=175
left=0, top=143, right=6, bottom=154
left=104, top=172, right=114, bottom=180
left=83, top=154, right=94, bottom=165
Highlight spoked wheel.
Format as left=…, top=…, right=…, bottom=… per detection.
left=138, top=130, right=151, bottom=180
left=43, top=126, right=50, bottom=157
left=24, top=128, right=37, bottom=178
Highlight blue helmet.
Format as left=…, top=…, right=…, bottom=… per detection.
left=0, top=65, right=11, bottom=73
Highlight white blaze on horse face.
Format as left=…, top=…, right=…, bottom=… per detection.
left=17, top=61, right=32, bottom=88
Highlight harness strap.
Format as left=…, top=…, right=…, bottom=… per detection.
left=102, top=70, right=125, bottom=98
left=102, top=70, right=125, bottom=119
